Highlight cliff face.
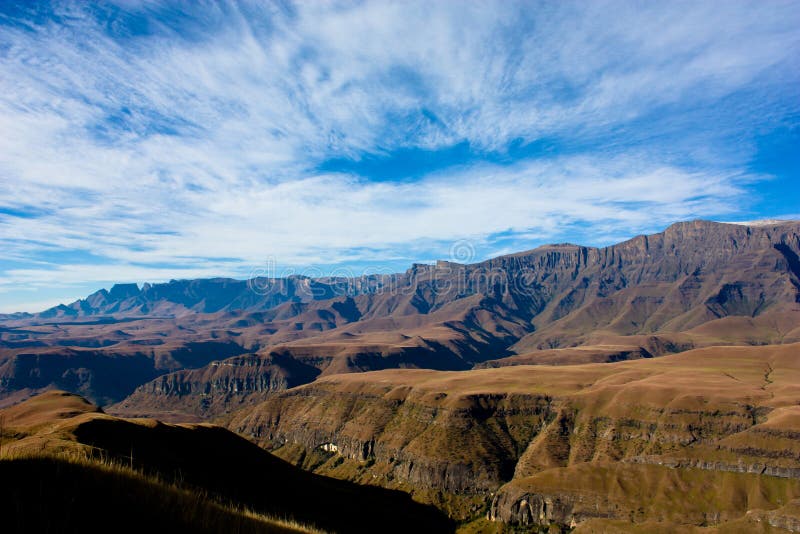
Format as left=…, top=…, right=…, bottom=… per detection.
left=111, top=352, right=320, bottom=420
left=232, top=385, right=555, bottom=497
left=487, top=463, right=800, bottom=529
left=229, top=343, right=800, bottom=526
left=0, top=339, right=248, bottom=407
left=509, top=220, right=800, bottom=350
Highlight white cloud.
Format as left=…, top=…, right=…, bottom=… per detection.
left=0, top=154, right=759, bottom=275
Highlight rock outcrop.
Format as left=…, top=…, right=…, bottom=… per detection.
left=111, top=352, right=320, bottom=419
left=488, top=463, right=800, bottom=529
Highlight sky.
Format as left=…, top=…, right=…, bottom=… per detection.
left=0, top=0, right=799, bottom=313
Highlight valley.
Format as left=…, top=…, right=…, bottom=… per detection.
left=227, top=343, right=800, bottom=529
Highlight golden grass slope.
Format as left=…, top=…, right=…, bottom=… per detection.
left=296, top=342, right=800, bottom=406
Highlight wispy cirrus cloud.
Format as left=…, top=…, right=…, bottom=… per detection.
left=0, top=0, right=798, bottom=311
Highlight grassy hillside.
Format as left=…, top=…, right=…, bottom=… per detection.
left=229, top=343, right=800, bottom=529
left=0, top=391, right=453, bottom=534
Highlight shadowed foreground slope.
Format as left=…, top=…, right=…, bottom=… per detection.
left=0, top=456, right=317, bottom=534
left=0, top=391, right=453, bottom=534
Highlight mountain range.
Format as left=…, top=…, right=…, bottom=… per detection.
left=2, top=220, right=798, bottom=413
left=3, top=219, right=800, bottom=531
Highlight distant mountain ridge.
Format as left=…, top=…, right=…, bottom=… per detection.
left=11, top=276, right=363, bottom=320
left=6, top=218, right=800, bottom=323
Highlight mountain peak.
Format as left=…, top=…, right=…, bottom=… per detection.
left=108, top=283, right=141, bottom=300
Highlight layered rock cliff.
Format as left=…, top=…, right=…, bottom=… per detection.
left=111, top=352, right=320, bottom=420
left=0, top=339, right=247, bottom=406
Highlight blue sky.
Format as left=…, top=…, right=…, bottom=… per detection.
left=0, top=0, right=799, bottom=313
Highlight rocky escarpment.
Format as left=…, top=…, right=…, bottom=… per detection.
left=110, top=352, right=320, bottom=419
left=110, top=302, right=532, bottom=420
left=229, top=343, right=800, bottom=527
left=509, top=220, right=800, bottom=351
left=232, top=385, right=555, bottom=499
left=0, top=340, right=247, bottom=406
left=764, top=500, right=800, bottom=532
left=233, top=383, right=764, bottom=513
left=488, top=463, right=800, bottom=529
